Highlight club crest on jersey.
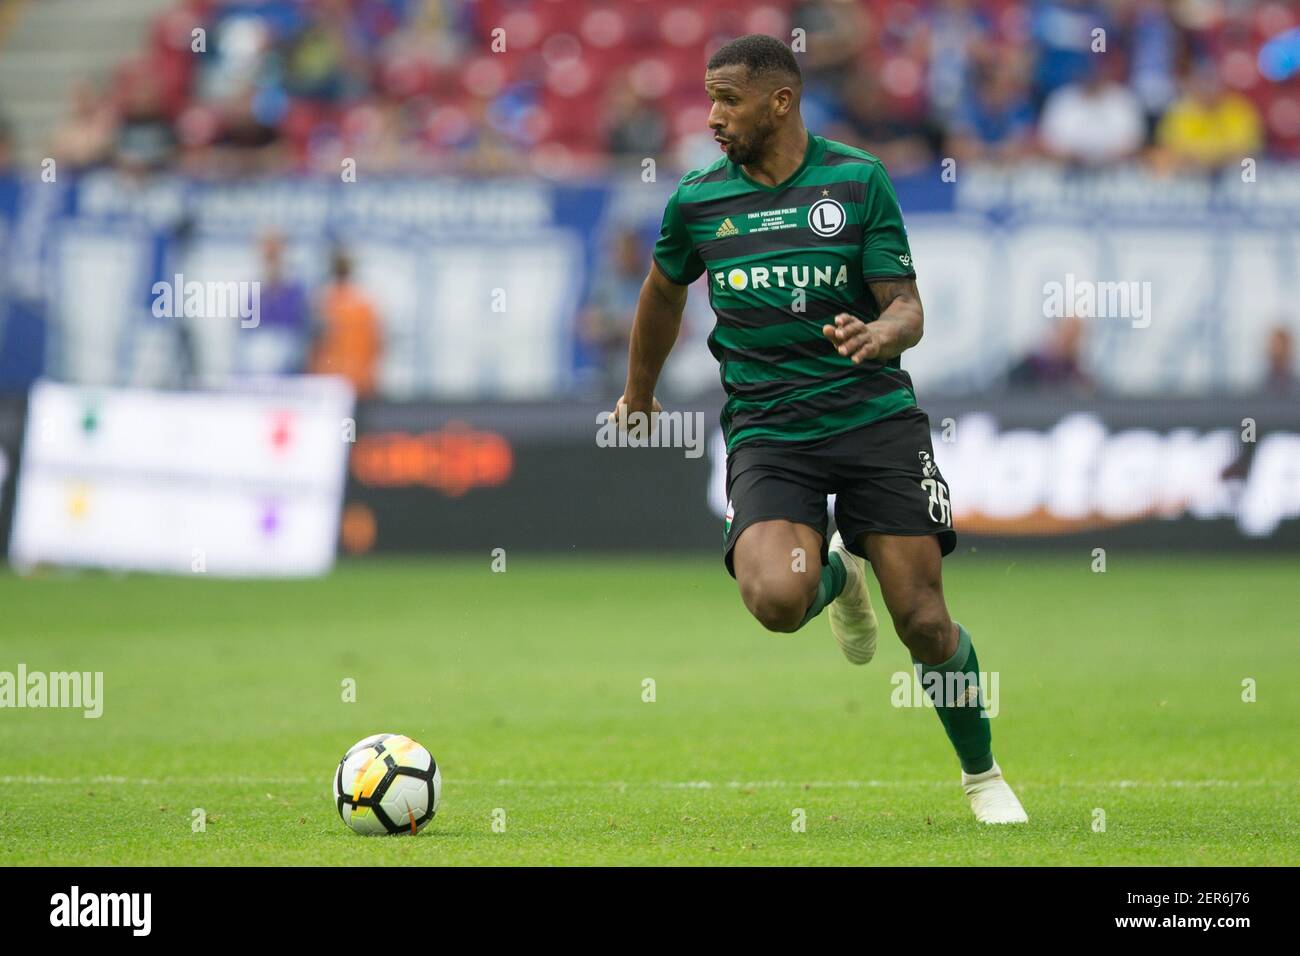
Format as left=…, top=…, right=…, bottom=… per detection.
left=807, top=198, right=846, bottom=237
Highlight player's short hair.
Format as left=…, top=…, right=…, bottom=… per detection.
left=706, top=34, right=801, bottom=90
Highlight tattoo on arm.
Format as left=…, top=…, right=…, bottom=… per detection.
left=866, top=277, right=920, bottom=314
left=864, top=277, right=924, bottom=357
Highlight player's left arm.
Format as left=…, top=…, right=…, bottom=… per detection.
left=821, top=277, right=924, bottom=364
left=824, top=160, right=923, bottom=363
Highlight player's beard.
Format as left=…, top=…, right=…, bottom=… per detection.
left=725, top=110, right=778, bottom=167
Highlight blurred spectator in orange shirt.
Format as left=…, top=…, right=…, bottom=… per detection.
left=1263, top=325, right=1296, bottom=396
left=311, top=249, right=383, bottom=398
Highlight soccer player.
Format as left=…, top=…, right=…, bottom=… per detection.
left=609, top=34, right=1027, bottom=824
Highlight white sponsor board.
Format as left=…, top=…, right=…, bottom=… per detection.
left=706, top=411, right=1300, bottom=539
left=933, top=413, right=1300, bottom=537
left=9, top=377, right=354, bottom=576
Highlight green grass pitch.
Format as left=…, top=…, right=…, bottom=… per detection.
left=1, top=553, right=1296, bottom=866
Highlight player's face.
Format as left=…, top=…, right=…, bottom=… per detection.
left=705, top=66, right=780, bottom=166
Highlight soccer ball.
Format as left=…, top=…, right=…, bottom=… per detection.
left=333, top=733, right=441, bottom=835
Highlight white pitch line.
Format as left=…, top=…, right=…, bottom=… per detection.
left=0, top=776, right=1293, bottom=789
left=472, top=779, right=1296, bottom=790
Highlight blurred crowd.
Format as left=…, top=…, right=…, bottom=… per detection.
left=576, top=224, right=1300, bottom=397
left=2, top=0, right=1297, bottom=400
left=224, top=235, right=384, bottom=396
left=12, top=0, right=1300, bottom=180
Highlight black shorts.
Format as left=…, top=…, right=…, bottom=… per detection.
left=722, top=407, right=957, bottom=577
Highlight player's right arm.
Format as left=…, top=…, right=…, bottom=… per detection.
left=612, top=261, right=688, bottom=420
left=610, top=183, right=704, bottom=422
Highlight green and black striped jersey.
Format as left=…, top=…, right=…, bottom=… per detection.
left=653, top=134, right=918, bottom=453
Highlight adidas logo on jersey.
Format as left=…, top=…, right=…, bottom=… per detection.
left=714, top=218, right=739, bottom=238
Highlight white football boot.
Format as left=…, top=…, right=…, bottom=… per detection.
left=826, top=531, right=879, bottom=665
left=962, top=761, right=1029, bottom=824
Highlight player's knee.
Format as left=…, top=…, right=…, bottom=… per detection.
left=741, top=576, right=812, bottom=633
left=750, top=597, right=804, bottom=633
left=894, top=603, right=953, bottom=660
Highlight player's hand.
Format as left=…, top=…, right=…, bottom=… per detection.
left=822, top=313, right=883, bottom=364
left=607, top=394, right=662, bottom=427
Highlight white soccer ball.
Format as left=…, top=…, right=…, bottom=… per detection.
left=332, top=733, right=441, bottom=835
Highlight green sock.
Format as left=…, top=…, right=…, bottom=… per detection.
left=797, top=551, right=847, bottom=629
left=912, top=624, right=994, bottom=774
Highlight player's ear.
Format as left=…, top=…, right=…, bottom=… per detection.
left=771, top=85, right=795, bottom=117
